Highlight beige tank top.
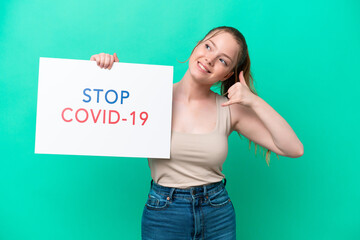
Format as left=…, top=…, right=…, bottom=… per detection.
left=147, top=93, right=232, bottom=189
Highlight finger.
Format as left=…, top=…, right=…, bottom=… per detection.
left=238, top=70, right=243, bottom=81
left=239, top=71, right=248, bottom=87
left=227, top=85, right=237, bottom=98
left=104, top=55, right=110, bottom=68
left=108, top=55, right=114, bottom=69
left=91, top=55, right=100, bottom=66
left=99, top=54, right=105, bottom=68
left=227, top=85, right=238, bottom=99
left=221, top=100, right=235, bottom=107
left=113, top=53, right=119, bottom=62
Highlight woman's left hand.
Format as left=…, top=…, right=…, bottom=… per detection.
left=221, top=71, right=257, bottom=108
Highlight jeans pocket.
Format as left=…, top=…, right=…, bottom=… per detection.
left=208, top=188, right=231, bottom=208
left=145, top=190, right=170, bottom=211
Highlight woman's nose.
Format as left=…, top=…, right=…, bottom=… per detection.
left=205, top=55, right=215, bottom=66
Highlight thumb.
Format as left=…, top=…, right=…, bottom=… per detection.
left=239, top=70, right=248, bottom=87
left=113, top=53, right=119, bottom=62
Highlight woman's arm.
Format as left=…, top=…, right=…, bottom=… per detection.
left=229, top=97, right=303, bottom=158
left=223, top=71, right=304, bottom=158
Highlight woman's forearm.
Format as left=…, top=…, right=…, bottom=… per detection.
left=250, top=95, right=304, bottom=157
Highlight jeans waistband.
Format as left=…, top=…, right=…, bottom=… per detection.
left=149, top=178, right=227, bottom=199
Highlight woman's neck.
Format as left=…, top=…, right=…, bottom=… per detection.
left=173, top=70, right=214, bottom=103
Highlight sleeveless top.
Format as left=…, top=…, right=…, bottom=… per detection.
left=147, top=94, right=232, bottom=189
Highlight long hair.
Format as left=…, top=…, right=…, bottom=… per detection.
left=180, top=26, right=279, bottom=166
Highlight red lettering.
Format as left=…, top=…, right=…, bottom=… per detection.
left=90, top=109, right=101, bottom=123
left=109, top=110, right=120, bottom=124
left=62, top=108, right=73, bottom=122
left=75, top=108, right=89, bottom=123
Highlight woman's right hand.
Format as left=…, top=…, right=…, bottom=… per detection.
left=90, top=53, right=119, bottom=70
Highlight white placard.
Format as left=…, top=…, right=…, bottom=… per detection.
left=35, top=57, right=173, bottom=158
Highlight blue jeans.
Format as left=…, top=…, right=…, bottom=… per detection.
left=141, top=178, right=236, bottom=240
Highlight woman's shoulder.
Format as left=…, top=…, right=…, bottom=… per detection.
left=213, top=92, right=233, bottom=134
left=213, top=92, right=228, bottom=105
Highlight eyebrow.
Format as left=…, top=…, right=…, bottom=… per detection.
left=208, top=39, right=233, bottom=63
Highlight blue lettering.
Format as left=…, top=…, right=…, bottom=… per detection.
left=121, top=91, right=129, bottom=104
left=82, top=88, right=91, bottom=103
left=93, top=89, right=103, bottom=103
left=105, top=89, right=118, bottom=104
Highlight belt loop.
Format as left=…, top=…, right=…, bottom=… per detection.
left=169, top=188, right=175, bottom=201
left=223, top=178, right=227, bottom=187
left=203, top=185, right=207, bottom=198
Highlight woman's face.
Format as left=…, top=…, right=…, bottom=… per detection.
left=188, top=31, right=240, bottom=85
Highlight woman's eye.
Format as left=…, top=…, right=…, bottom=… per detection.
left=205, top=44, right=210, bottom=50
left=220, top=59, right=227, bottom=66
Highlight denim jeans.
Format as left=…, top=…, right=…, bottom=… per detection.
left=141, top=178, right=236, bottom=240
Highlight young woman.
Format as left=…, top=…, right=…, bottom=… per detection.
left=90, top=26, right=303, bottom=240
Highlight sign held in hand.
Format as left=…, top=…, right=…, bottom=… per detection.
left=35, top=57, right=173, bottom=158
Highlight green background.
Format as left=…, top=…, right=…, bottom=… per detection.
left=1, top=0, right=359, bottom=239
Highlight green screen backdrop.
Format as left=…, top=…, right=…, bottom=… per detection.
left=1, top=0, right=359, bottom=239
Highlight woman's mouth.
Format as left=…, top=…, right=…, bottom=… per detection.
left=197, top=61, right=210, bottom=73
